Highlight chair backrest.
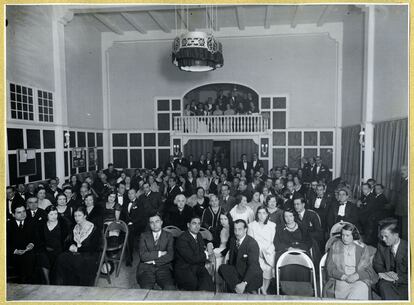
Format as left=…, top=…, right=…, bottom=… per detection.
left=163, top=225, right=183, bottom=238
left=319, top=252, right=328, bottom=296
left=199, top=227, right=213, bottom=241
left=275, top=250, right=317, bottom=297
left=105, top=220, right=129, bottom=235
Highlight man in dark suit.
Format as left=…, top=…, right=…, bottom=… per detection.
left=164, top=155, right=176, bottom=172
left=164, top=177, right=183, bottom=214
left=187, top=154, right=197, bottom=170
left=303, top=157, right=317, bottom=183
left=138, top=182, right=163, bottom=219
left=251, top=153, right=263, bottom=173
left=25, top=196, right=46, bottom=226
left=7, top=203, right=37, bottom=283
left=307, top=183, right=332, bottom=232
left=315, top=156, right=331, bottom=183
left=326, top=188, right=359, bottom=232
left=6, top=186, right=25, bottom=221
left=137, top=212, right=175, bottom=290
left=103, top=163, right=119, bottom=185
left=116, top=181, right=128, bottom=208
left=293, top=197, right=324, bottom=256
left=120, top=188, right=146, bottom=266
left=395, top=165, right=408, bottom=240
left=218, top=219, right=262, bottom=294
left=220, top=184, right=236, bottom=213
left=373, top=222, right=408, bottom=300
left=236, top=154, right=251, bottom=174
left=174, top=152, right=188, bottom=168
left=174, top=216, right=215, bottom=291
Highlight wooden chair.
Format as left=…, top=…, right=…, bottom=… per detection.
left=319, top=252, right=328, bottom=296
left=275, top=250, right=318, bottom=297
left=199, top=227, right=213, bottom=241
left=163, top=225, right=183, bottom=238
left=94, top=220, right=129, bottom=285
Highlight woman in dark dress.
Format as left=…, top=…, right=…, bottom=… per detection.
left=56, top=193, right=74, bottom=231
left=69, top=174, right=82, bottom=196
left=184, top=170, right=197, bottom=197
left=37, top=205, right=69, bottom=284
left=274, top=208, right=313, bottom=292
left=84, top=193, right=103, bottom=235
left=103, top=191, right=121, bottom=225
left=55, top=206, right=100, bottom=286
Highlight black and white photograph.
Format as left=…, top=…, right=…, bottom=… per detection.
left=5, top=3, right=409, bottom=302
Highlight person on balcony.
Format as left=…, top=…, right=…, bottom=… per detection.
left=213, top=104, right=223, bottom=115
left=224, top=103, right=235, bottom=116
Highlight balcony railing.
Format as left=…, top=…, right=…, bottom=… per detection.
left=173, top=114, right=269, bottom=134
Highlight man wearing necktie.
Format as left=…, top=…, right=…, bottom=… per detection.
left=174, top=216, right=214, bottom=291
left=7, top=204, right=36, bottom=283
left=25, top=196, right=46, bottom=227
left=373, top=222, right=408, bottom=300
left=308, top=184, right=332, bottom=232
left=137, top=213, right=175, bottom=290
left=326, top=188, right=359, bottom=232
left=120, top=188, right=146, bottom=266
left=218, top=219, right=262, bottom=294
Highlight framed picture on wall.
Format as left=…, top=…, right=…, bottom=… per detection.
left=72, top=148, right=86, bottom=168
left=17, top=149, right=37, bottom=177
left=88, top=147, right=97, bottom=167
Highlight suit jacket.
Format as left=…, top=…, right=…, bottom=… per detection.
left=196, top=161, right=207, bottom=171
left=227, top=235, right=262, bottom=286
left=175, top=231, right=207, bottom=270
left=236, top=161, right=251, bottom=173
left=296, top=209, right=323, bottom=242
left=395, top=178, right=408, bottom=217
left=86, top=205, right=104, bottom=234
left=251, top=159, right=263, bottom=173
left=166, top=185, right=183, bottom=209
left=220, top=195, right=236, bottom=213
left=308, top=195, right=332, bottom=228
left=120, top=199, right=146, bottom=232
left=373, top=239, right=408, bottom=285
left=164, top=205, right=194, bottom=231
left=326, top=201, right=359, bottom=231
left=7, top=218, right=37, bottom=258
left=7, top=195, right=25, bottom=221
left=138, top=191, right=162, bottom=218
left=316, top=164, right=331, bottom=182
left=303, top=163, right=317, bottom=183
left=26, top=208, right=47, bottom=226
left=359, top=192, right=376, bottom=216
left=174, top=158, right=188, bottom=169
left=138, top=230, right=174, bottom=266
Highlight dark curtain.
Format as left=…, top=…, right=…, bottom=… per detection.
left=230, top=139, right=258, bottom=168
left=184, top=140, right=214, bottom=160
left=341, top=125, right=361, bottom=191
left=373, top=118, right=408, bottom=203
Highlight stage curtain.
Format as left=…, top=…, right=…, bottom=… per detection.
left=184, top=140, right=214, bottom=161
left=373, top=118, right=408, bottom=203
left=230, top=139, right=258, bottom=168
left=341, top=125, right=361, bottom=192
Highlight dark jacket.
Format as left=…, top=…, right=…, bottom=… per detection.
left=138, top=230, right=174, bottom=266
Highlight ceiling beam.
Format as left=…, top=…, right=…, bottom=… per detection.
left=120, top=12, right=147, bottom=34
left=235, top=7, right=245, bottom=30
left=316, top=5, right=333, bottom=27
left=148, top=11, right=171, bottom=33
left=93, top=14, right=123, bottom=35
left=291, top=6, right=302, bottom=28
left=72, top=5, right=235, bottom=14
left=264, top=5, right=272, bottom=29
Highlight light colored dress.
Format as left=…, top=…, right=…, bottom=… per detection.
left=38, top=198, right=52, bottom=210
left=247, top=200, right=262, bottom=215
left=196, top=177, right=209, bottom=192
left=230, top=205, right=254, bottom=224
left=248, top=221, right=276, bottom=279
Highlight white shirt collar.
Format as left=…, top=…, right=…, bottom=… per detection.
left=189, top=231, right=198, bottom=240
left=153, top=230, right=161, bottom=239
left=16, top=220, right=24, bottom=226
left=237, top=234, right=246, bottom=246
left=392, top=239, right=401, bottom=255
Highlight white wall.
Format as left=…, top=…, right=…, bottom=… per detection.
left=65, top=15, right=103, bottom=129
left=107, top=33, right=338, bottom=130
left=341, top=12, right=364, bottom=127
left=373, top=6, right=408, bottom=122
left=6, top=6, right=55, bottom=92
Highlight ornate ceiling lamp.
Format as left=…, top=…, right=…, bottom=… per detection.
left=172, top=6, right=223, bottom=72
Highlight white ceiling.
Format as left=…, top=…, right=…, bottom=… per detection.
left=66, top=4, right=363, bottom=35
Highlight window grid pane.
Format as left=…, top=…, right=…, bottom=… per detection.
left=38, top=89, right=54, bottom=122
left=10, top=83, right=34, bottom=121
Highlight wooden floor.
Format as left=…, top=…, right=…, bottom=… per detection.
left=7, top=283, right=327, bottom=301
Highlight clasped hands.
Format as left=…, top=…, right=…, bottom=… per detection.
left=341, top=273, right=360, bottom=283
left=14, top=243, right=34, bottom=255
left=379, top=271, right=399, bottom=282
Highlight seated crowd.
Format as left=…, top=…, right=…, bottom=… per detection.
left=184, top=90, right=259, bottom=116
left=6, top=153, right=408, bottom=300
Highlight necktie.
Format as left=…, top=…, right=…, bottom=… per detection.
left=32, top=211, right=35, bottom=217
left=18, top=221, right=23, bottom=229
left=391, top=247, right=397, bottom=257
left=236, top=239, right=240, bottom=249
left=299, top=213, right=303, bottom=221
left=154, top=233, right=160, bottom=245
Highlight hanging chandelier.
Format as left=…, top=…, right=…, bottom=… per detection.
left=172, top=6, right=223, bottom=72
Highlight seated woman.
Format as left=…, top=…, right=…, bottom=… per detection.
left=229, top=195, right=254, bottom=224
left=54, top=206, right=100, bottom=286
left=248, top=206, right=276, bottom=295
left=201, top=194, right=223, bottom=231
left=37, top=188, right=52, bottom=210
left=103, top=191, right=121, bottom=225
left=55, top=193, right=74, bottom=231
left=266, top=195, right=284, bottom=228
left=184, top=170, right=197, bottom=197
left=37, top=205, right=69, bottom=284
left=274, top=208, right=313, bottom=290
left=187, top=187, right=210, bottom=218
left=247, top=191, right=262, bottom=215
left=196, top=170, right=210, bottom=193
left=84, top=193, right=103, bottom=235
left=210, top=212, right=234, bottom=272
left=324, top=223, right=378, bottom=300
